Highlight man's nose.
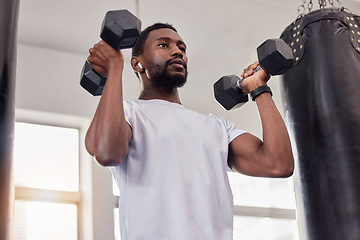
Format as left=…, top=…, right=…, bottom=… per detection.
left=171, top=46, right=183, bottom=58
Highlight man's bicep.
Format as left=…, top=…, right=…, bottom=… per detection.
left=228, top=132, right=265, bottom=176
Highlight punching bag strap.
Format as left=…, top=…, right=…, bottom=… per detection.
left=281, top=8, right=360, bottom=65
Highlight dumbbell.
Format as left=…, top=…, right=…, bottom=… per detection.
left=80, top=10, right=142, bottom=96
left=213, top=39, right=294, bottom=110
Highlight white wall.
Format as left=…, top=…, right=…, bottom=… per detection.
left=15, top=44, right=97, bottom=118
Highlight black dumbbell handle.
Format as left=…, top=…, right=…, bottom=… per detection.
left=235, top=65, right=262, bottom=90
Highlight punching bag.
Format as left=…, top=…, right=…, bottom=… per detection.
left=280, top=8, right=360, bottom=240
left=0, top=0, right=19, bottom=239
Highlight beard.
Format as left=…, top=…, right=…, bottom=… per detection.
left=148, top=59, right=188, bottom=89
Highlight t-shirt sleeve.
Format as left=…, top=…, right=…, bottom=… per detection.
left=209, top=114, right=247, bottom=143
left=122, top=100, right=132, bottom=128
left=224, top=119, right=247, bottom=143
left=209, top=114, right=247, bottom=172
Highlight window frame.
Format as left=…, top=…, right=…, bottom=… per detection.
left=14, top=108, right=94, bottom=240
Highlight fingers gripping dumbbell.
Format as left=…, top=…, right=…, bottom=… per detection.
left=80, top=10, right=142, bottom=96
left=213, top=39, right=294, bottom=110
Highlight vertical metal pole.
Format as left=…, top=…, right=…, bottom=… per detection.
left=0, top=0, right=20, bottom=239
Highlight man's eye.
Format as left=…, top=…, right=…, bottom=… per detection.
left=159, top=43, right=168, bottom=48
left=179, top=47, right=186, bottom=52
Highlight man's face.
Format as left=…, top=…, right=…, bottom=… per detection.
left=143, top=28, right=188, bottom=88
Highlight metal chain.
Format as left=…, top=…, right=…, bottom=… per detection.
left=333, top=0, right=350, bottom=12
left=297, top=0, right=350, bottom=17
left=297, top=0, right=307, bottom=17
left=297, top=0, right=314, bottom=18
left=319, top=0, right=327, bottom=8
left=308, top=0, right=313, bottom=12
left=337, top=0, right=344, bottom=9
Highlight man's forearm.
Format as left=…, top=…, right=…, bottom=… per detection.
left=255, top=92, right=294, bottom=177
left=85, top=64, right=131, bottom=166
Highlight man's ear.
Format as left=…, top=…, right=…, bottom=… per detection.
left=131, top=57, right=144, bottom=73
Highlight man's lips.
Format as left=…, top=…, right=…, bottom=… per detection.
left=169, top=59, right=186, bottom=69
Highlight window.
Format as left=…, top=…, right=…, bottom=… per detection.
left=13, top=109, right=92, bottom=240
left=228, top=172, right=299, bottom=239
left=233, top=216, right=298, bottom=240
left=14, top=122, right=79, bottom=192
left=15, top=201, right=78, bottom=240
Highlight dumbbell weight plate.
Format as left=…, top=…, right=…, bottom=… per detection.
left=214, top=75, right=249, bottom=110
left=80, top=61, right=107, bottom=96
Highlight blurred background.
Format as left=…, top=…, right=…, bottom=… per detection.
left=12, top=0, right=360, bottom=239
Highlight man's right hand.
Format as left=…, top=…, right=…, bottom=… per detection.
left=87, top=40, right=124, bottom=77
left=240, top=62, right=270, bottom=94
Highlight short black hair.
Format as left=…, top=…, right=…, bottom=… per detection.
left=132, top=23, right=177, bottom=57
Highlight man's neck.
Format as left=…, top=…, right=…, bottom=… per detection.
left=138, top=86, right=182, bottom=104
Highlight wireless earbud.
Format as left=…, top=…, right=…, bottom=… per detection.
left=138, top=63, right=143, bottom=69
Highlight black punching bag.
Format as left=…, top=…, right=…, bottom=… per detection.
left=0, top=0, right=19, bottom=239
left=280, top=8, right=360, bottom=240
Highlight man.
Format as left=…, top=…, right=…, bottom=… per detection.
left=85, top=23, right=294, bottom=240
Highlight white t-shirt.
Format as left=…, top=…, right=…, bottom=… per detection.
left=111, top=99, right=246, bottom=240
